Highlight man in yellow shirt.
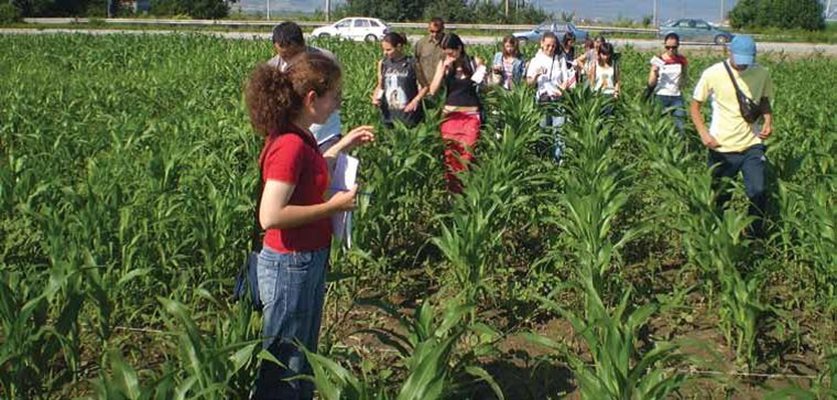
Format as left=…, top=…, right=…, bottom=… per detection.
left=690, top=35, right=774, bottom=237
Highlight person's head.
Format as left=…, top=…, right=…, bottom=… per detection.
left=583, top=38, right=594, bottom=50
left=441, top=33, right=465, bottom=59
left=540, top=32, right=558, bottom=57
left=246, top=53, right=342, bottom=137
left=502, top=35, right=520, bottom=57
left=381, top=32, right=407, bottom=59
left=272, top=21, right=306, bottom=59
left=594, top=35, right=606, bottom=50
left=728, top=35, right=756, bottom=71
left=562, top=32, right=575, bottom=49
left=428, top=17, right=445, bottom=41
left=598, top=42, right=614, bottom=66
left=663, top=33, right=680, bottom=55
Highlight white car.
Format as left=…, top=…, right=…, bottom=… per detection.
left=311, top=17, right=389, bottom=42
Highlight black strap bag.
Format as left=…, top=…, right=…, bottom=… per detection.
left=723, top=61, right=767, bottom=124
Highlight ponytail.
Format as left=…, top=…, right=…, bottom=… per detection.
left=245, top=53, right=342, bottom=137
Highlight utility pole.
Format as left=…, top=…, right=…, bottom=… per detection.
left=652, top=0, right=658, bottom=26
left=326, top=0, right=331, bottom=22
left=505, top=0, right=509, bottom=18
left=720, top=0, right=725, bottom=23
left=266, top=0, right=270, bottom=20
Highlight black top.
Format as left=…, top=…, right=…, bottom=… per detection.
left=380, top=56, right=422, bottom=127
left=444, top=57, right=481, bottom=107
left=562, top=46, right=576, bottom=69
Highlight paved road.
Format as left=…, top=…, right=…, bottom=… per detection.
left=2, top=28, right=835, bottom=56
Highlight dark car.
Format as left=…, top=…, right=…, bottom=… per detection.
left=658, top=18, right=733, bottom=45
left=513, top=21, right=589, bottom=45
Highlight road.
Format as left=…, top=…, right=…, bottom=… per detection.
left=1, top=28, right=835, bottom=56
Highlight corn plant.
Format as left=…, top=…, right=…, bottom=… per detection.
left=526, top=288, right=687, bottom=400
left=628, top=100, right=771, bottom=371
left=305, top=299, right=503, bottom=400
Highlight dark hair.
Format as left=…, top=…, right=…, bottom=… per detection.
left=541, top=31, right=558, bottom=42
left=583, top=38, right=594, bottom=49
left=664, top=32, right=680, bottom=43
left=272, top=21, right=304, bottom=47
left=441, top=33, right=473, bottom=76
left=441, top=33, right=464, bottom=51
left=383, top=32, right=408, bottom=47
left=430, top=17, right=444, bottom=27
left=562, top=32, right=575, bottom=45
left=501, top=35, right=520, bottom=56
left=245, top=53, right=342, bottom=137
left=598, top=42, right=614, bottom=65
left=595, top=35, right=606, bottom=44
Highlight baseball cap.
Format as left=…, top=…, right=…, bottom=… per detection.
left=728, top=35, right=756, bottom=66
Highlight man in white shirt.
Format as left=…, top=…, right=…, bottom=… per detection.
left=268, top=22, right=342, bottom=150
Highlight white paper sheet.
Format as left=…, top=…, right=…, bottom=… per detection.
left=331, top=153, right=359, bottom=245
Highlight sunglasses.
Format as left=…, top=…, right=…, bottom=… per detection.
left=665, top=45, right=679, bottom=50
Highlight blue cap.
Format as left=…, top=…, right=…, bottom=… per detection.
left=728, top=35, right=756, bottom=66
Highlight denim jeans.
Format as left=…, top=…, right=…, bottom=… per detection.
left=252, top=246, right=329, bottom=400
left=708, top=144, right=768, bottom=237
left=656, top=94, right=685, bottom=138
left=540, top=103, right=566, bottom=165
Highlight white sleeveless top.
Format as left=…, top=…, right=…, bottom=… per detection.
left=594, top=64, right=616, bottom=95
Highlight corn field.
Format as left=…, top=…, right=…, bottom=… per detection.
left=0, top=33, right=835, bottom=399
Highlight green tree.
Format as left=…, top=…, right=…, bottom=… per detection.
left=422, top=0, right=476, bottom=23
left=150, top=0, right=228, bottom=19
left=730, top=0, right=825, bottom=31
left=334, top=0, right=426, bottom=22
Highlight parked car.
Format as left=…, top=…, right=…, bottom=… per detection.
left=311, top=17, right=389, bottom=42
left=658, top=18, right=733, bottom=44
left=513, top=20, right=589, bottom=45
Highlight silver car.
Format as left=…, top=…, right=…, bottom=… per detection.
left=658, top=18, right=733, bottom=45
left=513, top=21, right=589, bottom=45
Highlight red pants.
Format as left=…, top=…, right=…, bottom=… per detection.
left=440, top=112, right=481, bottom=193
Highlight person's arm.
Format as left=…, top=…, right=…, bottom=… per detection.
left=259, top=180, right=356, bottom=230
left=525, top=59, right=541, bottom=86
left=574, top=52, right=587, bottom=66
left=428, top=59, right=448, bottom=96
left=758, top=100, right=773, bottom=139
left=322, top=126, right=375, bottom=164
left=588, top=63, right=596, bottom=87
left=405, top=85, right=429, bottom=113
left=372, top=60, right=383, bottom=106
left=648, top=64, right=659, bottom=87
left=690, top=100, right=720, bottom=149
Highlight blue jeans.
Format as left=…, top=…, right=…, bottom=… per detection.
left=708, top=144, right=768, bottom=237
left=253, top=246, right=329, bottom=400
left=656, top=94, right=686, bottom=138
left=540, top=104, right=566, bottom=164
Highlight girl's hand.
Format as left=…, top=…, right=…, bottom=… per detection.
left=328, top=185, right=358, bottom=212
left=404, top=100, right=419, bottom=113
left=443, top=56, right=456, bottom=70
left=338, top=126, right=375, bottom=152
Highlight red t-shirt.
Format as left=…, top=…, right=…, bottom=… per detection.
left=261, top=126, right=331, bottom=252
